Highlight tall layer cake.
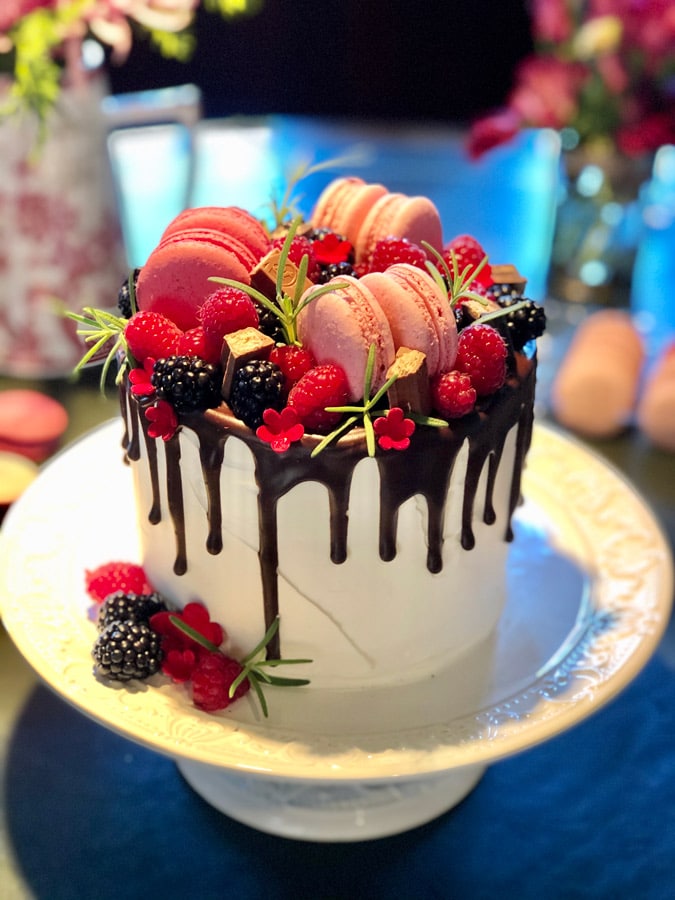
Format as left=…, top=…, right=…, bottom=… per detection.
left=110, top=176, right=545, bottom=692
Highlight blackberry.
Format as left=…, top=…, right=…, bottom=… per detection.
left=93, top=620, right=163, bottom=681
left=152, top=356, right=222, bottom=412
left=97, top=590, right=167, bottom=632
left=317, top=261, right=357, bottom=284
left=117, top=268, right=140, bottom=318
left=454, top=303, right=474, bottom=332
left=487, top=282, right=524, bottom=303
left=495, top=298, right=547, bottom=351
left=229, top=359, right=285, bottom=430
left=255, top=302, right=286, bottom=343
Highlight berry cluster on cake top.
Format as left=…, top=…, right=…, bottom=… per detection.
left=72, top=175, right=546, bottom=456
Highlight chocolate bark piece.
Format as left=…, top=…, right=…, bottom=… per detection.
left=386, top=347, right=432, bottom=415
left=221, top=327, right=275, bottom=398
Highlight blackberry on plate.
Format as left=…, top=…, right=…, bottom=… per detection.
left=229, top=359, right=284, bottom=430
left=317, top=261, right=357, bottom=284
left=117, top=268, right=140, bottom=319
left=152, top=356, right=222, bottom=412
left=93, top=620, right=163, bottom=681
left=97, top=590, right=167, bottom=632
left=495, top=297, right=547, bottom=351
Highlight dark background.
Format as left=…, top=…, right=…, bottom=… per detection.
left=108, top=0, right=532, bottom=123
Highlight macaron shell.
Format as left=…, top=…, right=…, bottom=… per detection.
left=383, top=264, right=458, bottom=374
left=0, top=390, right=68, bottom=462
left=637, top=343, right=675, bottom=451
left=362, top=269, right=441, bottom=375
left=297, top=275, right=395, bottom=400
left=551, top=310, right=644, bottom=438
left=137, top=229, right=255, bottom=331
left=311, top=177, right=387, bottom=244
left=355, top=194, right=443, bottom=263
left=161, top=206, right=271, bottom=259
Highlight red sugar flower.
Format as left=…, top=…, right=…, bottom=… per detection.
left=161, top=647, right=199, bottom=683
left=256, top=406, right=304, bottom=452
left=373, top=407, right=415, bottom=451
left=128, top=358, right=156, bottom=397
left=145, top=399, right=178, bottom=441
left=150, top=601, right=224, bottom=651
left=312, top=232, right=353, bottom=266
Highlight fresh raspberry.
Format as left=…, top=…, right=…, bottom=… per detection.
left=124, top=311, right=183, bottom=365
left=287, top=364, right=350, bottom=434
left=176, top=326, right=222, bottom=366
left=455, top=324, right=508, bottom=396
left=197, top=287, right=259, bottom=343
left=431, top=371, right=477, bottom=418
left=85, top=561, right=154, bottom=604
left=272, top=234, right=320, bottom=280
left=191, top=652, right=250, bottom=712
left=269, top=345, right=316, bottom=392
left=369, top=237, right=428, bottom=273
left=443, top=234, right=493, bottom=287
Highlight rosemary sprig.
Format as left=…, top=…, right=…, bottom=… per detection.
left=210, top=217, right=346, bottom=345
left=267, top=154, right=361, bottom=229
left=422, top=242, right=491, bottom=309
left=169, top=614, right=311, bottom=718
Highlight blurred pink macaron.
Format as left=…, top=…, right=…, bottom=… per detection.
left=160, top=206, right=271, bottom=260
left=297, top=275, right=395, bottom=401
left=310, top=177, right=387, bottom=245
left=637, top=341, right=675, bottom=452
left=362, top=264, right=457, bottom=376
left=136, top=228, right=258, bottom=331
left=0, top=389, right=68, bottom=462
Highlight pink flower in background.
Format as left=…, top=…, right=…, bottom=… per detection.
left=469, top=0, right=675, bottom=157
left=0, top=1, right=55, bottom=34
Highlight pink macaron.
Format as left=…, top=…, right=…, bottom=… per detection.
left=355, top=192, right=443, bottom=265
left=362, top=264, right=457, bottom=376
left=310, top=177, right=388, bottom=245
left=136, top=228, right=258, bottom=331
left=161, top=206, right=271, bottom=260
left=297, top=275, right=396, bottom=401
left=0, top=389, right=68, bottom=462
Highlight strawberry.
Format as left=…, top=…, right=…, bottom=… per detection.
left=176, top=326, right=222, bottom=366
left=198, top=287, right=259, bottom=343
left=287, top=364, right=350, bottom=433
left=85, top=561, right=154, bottom=604
left=124, top=311, right=183, bottom=365
left=431, top=371, right=477, bottom=418
left=190, top=652, right=250, bottom=711
left=443, top=234, right=493, bottom=287
left=269, top=345, right=316, bottom=392
left=455, top=324, right=508, bottom=396
left=368, top=237, right=428, bottom=273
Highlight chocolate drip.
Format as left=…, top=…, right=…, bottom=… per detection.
left=124, top=355, right=537, bottom=655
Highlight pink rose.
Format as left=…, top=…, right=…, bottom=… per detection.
left=531, top=0, right=575, bottom=44
left=509, top=57, right=588, bottom=130
left=467, top=108, right=523, bottom=159
left=0, top=0, right=56, bottom=33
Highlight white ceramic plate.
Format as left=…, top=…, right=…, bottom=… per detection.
left=0, top=422, right=672, bottom=784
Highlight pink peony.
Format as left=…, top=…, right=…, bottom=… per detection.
left=0, top=0, right=56, bottom=33
left=509, top=57, right=588, bottom=131
left=531, top=0, right=575, bottom=44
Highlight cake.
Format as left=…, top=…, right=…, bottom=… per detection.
left=83, top=175, right=546, bottom=703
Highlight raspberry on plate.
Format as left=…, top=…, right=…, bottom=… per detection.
left=369, top=237, right=428, bottom=273
left=455, top=324, right=508, bottom=397
left=191, top=652, right=250, bottom=711
left=124, top=311, right=183, bottom=366
left=431, top=371, right=477, bottom=418
left=287, top=364, right=350, bottom=434
left=85, top=561, right=154, bottom=604
left=198, top=287, right=259, bottom=343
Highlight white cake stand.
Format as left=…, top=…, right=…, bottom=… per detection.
left=0, top=422, right=672, bottom=841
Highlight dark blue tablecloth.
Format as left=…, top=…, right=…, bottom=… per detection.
left=6, top=616, right=675, bottom=900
